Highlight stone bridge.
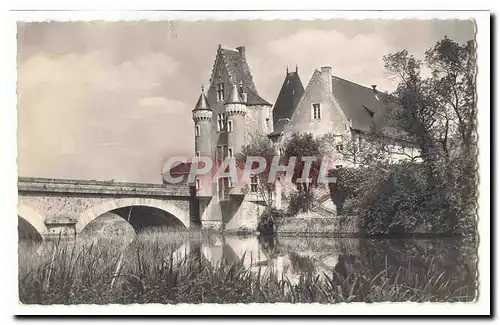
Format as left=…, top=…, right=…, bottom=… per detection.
left=17, top=177, right=198, bottom=240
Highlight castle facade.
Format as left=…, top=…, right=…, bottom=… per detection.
left=183, top=44, right=420, bottom=231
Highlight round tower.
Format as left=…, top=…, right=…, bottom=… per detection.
left=225, top=82, right=247, bottom=157
left=192, top=86, right=213, bottom=196
left=224, top=83, right=247, bottom=194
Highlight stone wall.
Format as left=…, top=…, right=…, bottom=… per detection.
left=199, top=194, right=265, bottom=232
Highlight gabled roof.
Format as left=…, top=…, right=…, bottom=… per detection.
left=211, top=46, right=272, bottom=106
left=331, top=75, right=396, bottom=133
left=272, top=70, right=305, bottom=126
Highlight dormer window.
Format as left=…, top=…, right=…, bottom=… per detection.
left=196, top=178, right=201, bottom=190
left=312, top=103, right=321, bottom=120
left=278, top=147, right=285, bottom=156
left=364, top=105, right=375, bottom=118
left=217, top=83, right=225, bottom=101
left=195, top=125, right=201, bottom=137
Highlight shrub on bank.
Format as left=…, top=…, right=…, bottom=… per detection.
left=329, top=163, right=467, bottom=236
left=257, top=207, right=287, bottom=235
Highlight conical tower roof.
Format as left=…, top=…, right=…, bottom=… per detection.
left=193, top=86, right=211, bottom=111
left=226, top=82, right=243, bottom=104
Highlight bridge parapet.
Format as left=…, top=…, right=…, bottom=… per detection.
left=18, top=177, right=191, bottom=197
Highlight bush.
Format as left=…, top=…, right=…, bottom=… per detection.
left=257, top=207, right=287, bottom=235
left=286, top=190, right=307, bottom=217
left=329, top=163, right=466, bottom=236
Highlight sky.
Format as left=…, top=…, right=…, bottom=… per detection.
left=17, top=19, right=475, bottom=183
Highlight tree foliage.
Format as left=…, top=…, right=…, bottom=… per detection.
left=383, top=36, right=476, bottom=235
left=328, top=36, right=476, bottom=236
left=283, top=133, right=323, bottom=213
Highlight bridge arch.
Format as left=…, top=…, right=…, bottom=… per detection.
left=17, top=204, right=48, bottom=238
left=77, top=198, right=190, bottom=233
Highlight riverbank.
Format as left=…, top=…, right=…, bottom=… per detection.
left=275, top=212, right=467, bottom=239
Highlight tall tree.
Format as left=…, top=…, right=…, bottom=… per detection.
left=383, top=36, right=476, bottom=233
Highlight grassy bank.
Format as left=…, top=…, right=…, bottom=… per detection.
left=19, top=232, right=475, bottom=304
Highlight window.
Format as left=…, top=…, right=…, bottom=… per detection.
left=217, top=83, right=225, bottom=101
left=227, top=119, right=233, bottom=132
left=336, top=165, right=343, bottom=169
left=312, top=103, right=321, bottom=120
left=228, top=177, right=234, bottom=188
left=278, top=147, right=285, bottom=156
left=218, top=177, right=230, bottom=201
left=195, top=151, right=200, bottom=159
left=268, top=189, right=274, bottom=201
left=195, top=125, right=201, bottom=137
left=217, top=113, right=226, bottom=132
left=336, top=143, right=344, bottom=152
left=227, top=147, right=233, bottom=158
left=250, top=176, right=259, bottom=193
left=196, top=178, right=201, bottom=190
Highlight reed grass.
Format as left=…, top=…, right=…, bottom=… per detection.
left=18, top=232, right=475, bottom=304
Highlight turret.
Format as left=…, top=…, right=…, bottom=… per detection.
left=192, top=86, right=213, bottom=196
left=224, top=83, right=247, bottom=194
left=224, top=83, right=247, bottom=157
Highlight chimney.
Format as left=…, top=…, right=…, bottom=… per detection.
left=321, top=66, right=332, bottom=91
left=371, top=85, right=377, bottom=93
left=236, top=46, right=246, bottom=60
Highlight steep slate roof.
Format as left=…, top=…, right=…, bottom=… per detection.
left=226, top=82, right=243, bottom=104
left=213, top=46, right=272, bottom=106
left=193, top=87, right=211, bottom=111
left=272, top=70, right=305, bottom=126
left=330, top=75, right=395, bottom=133
left=269, top=118, right=290, bottom=137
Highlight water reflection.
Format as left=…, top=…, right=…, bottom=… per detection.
left=201, top=235, right=476, bottom=289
